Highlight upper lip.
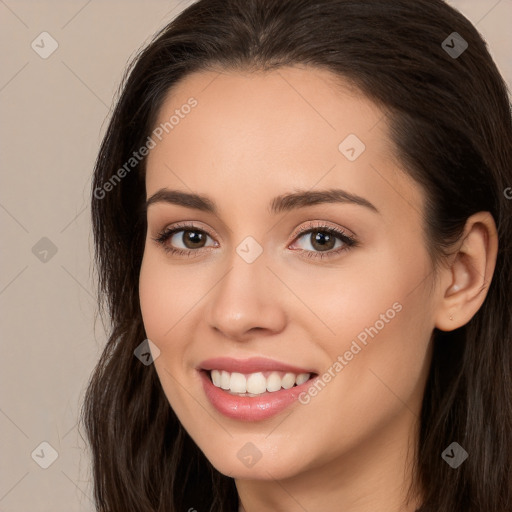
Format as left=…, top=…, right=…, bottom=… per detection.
left=198, top=357, right=317, bottom=375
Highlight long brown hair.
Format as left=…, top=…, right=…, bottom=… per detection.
left=81, top=1, right=512, bottom=510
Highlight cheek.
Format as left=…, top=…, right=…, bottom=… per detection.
left=139, top=239, right=204, bottom=323
left=307, top=243, right=434, bottom=406
left=138, top=250, right=188, bottom=343
left=139, top=254, right=166, bottom=338
left=138, top=251, right=200, bottom=415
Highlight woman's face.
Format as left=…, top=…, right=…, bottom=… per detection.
left=139, top=66, right=439, bottom=481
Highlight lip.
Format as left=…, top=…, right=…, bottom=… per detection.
left=198, top=356, right=316, bottom=375
left=198, top=357, right=318, bottom=421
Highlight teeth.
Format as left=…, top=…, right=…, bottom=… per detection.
left=295, top=373, right=309, bottom=385
left=281, top=373, right=296, bottom=389
left=209, top=370, right=311, bottom=396
left=220, top=370, right=230, bottom=390
left=247, top=372, right=267, bottom=394
left=230, top=372, right=247, bottom=393
left=266, top=372, right=282, bottom=392
left=211, top=369, right=221, bottom=387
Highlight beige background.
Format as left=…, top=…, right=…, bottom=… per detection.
left=0, top=1, right=510, bottom=510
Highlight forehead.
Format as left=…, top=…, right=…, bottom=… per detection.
left=145, top=66, right=423, bottom=222
left=151, top=66, right=387, bottom=156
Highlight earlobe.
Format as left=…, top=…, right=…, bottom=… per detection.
left=434, top=212, right=498, bottom=332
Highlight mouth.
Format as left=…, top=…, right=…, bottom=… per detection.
left=202, top=369, right=315, bottom=397
left=197, top=357, right=319, bottom=421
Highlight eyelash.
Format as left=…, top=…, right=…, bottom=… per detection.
left=152, top=221, right=358, bottom=260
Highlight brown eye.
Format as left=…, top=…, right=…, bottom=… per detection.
left=153, top=224, right=217, bottom=256
left=307, top=231, right=337, bottom=252
left=289, top=223, right=358, bottom=260
left=179, top=230, right=207, bottom=249
left=293, top=228, right=351, bottom=253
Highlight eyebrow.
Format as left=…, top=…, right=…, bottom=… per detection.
left=145, top=187, right=379, bottom=215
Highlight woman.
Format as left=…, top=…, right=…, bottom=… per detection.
left=82, top=0, right=512, bottom=510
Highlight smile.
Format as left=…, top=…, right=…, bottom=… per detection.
left=209, top=369, right=311, bottom=396
left=198, top=357, right=318, bottom=421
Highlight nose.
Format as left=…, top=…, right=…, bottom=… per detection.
left=205, top=248, right=287, bottom=342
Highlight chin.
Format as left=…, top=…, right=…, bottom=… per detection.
left=198, top=439, right=309, bottom=481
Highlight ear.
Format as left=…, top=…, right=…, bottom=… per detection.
left=434, top=212, right=498, bottom=332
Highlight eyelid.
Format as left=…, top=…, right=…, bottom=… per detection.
left=155, top=221, right=217, bottom=242
left=289, top=219, right=356, bottom=241
left=153, top=219, right=358, bottom=259
left=151, top=221, right=218, bottom=258
left=155, top=219, right=355, bottom=242
left=288, top=220, right=358, bottom=259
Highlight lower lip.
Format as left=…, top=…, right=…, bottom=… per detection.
left=199, top=370, right=316, bottom=421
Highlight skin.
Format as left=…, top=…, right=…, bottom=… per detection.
left=138, top=66, right=497, bottom=512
